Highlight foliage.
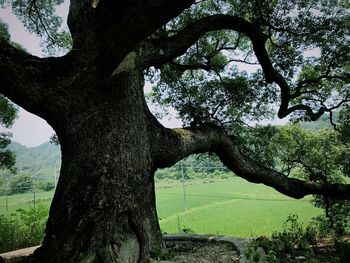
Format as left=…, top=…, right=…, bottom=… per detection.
left=148, top=0, right=350, bottom=126
left=269, top=215, right=317, bottom=256
left=0, top=95, right=17, bottom=173
left=245, top=239, right=262, bottom=263
left=335, top=239, right=350, bottom=263
left=268, top=125, right=350, bottom=234
left=36, top=180, right=55, bottom=192
left=9, top=173, right=33, bottom=194
left=0, top=18, right=10, bottom=42
left=0, top=204, right=48, bottom=253
left=0, top=0, right=72, bottom=54
left=257, top=214, right=350, bottom=263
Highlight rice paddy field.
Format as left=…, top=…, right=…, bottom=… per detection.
left=156, top=177, right=321, bottom=237
left=0, top=177, right=321, bottom=238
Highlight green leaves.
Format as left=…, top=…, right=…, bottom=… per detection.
left=0, top=95, right=17, bottom=128
left=0, top=95, right=17, bottom=172
left=0, top=19, right=10, bottom=42
left=1, top=0, right=72, bottom=53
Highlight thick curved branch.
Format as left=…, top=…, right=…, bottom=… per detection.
left=141, top=15, right=266, bottom=69
left=0, top=40, right=72, bottom=119
left=152, top=123, right=350, bottom=200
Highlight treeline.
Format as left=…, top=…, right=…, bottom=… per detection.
left=0, top=173, right=55, bottom=195
left=155, top=154, right=231, bottom=181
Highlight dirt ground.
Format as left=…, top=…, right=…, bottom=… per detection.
left=163, top=240, right=240, bottom=263
left=2, top=241, right=240, bottom=263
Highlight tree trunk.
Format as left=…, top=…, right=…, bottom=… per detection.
left=32, top=71, right=165, bottom=262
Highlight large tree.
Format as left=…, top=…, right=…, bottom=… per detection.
left=1, top=0, right=350, bottom=262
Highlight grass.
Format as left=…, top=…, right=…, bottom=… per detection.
left=0, top=177, right=321, bottom=238
left=156, top=177, right=321, bottom=237
left=0, top=190, right=54, bottom=216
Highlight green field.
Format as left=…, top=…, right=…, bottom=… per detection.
left=156, top=178, right=321, bottom=237
left=0, top=190, right=53, bottom=216
left=0, top=177, right=321, bottom=237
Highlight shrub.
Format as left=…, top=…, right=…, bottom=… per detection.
left=0, top=204, right=48, bottom=253
left=335, top=239, right=350, bottom=262
left=0, top=214, right=18, bottom=253
left=269, top=215, right=318, bottom=259
left=37, top=180, right=55, bottom=192
left=9, top=173, right=33, bottom=194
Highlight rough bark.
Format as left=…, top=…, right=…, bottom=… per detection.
left=25, top=70, right=164, bottom=263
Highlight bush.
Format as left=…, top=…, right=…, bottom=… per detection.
left=37, top=180, right=55, bottom=191
left=9, top=173, right=33, bottom=194
left=269, top=215, right=318, bottom=260
left=0, top=204, right=48, bottom=253
left=335, top=239, right=350, bottom=262
left=312, top=197, right=350, bottom=236
left=0, top=214, right=18, bottom=253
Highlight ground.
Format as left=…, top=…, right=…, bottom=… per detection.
left=162, top=240, right=239, bottom=263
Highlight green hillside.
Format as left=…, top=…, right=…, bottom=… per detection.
left=4, top=142, right=61, bottom=180
left=300, top=112, right=337, bottom=131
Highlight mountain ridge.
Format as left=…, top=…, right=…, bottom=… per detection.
left=4, top=141, right=61, bottom=180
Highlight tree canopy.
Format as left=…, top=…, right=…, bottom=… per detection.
left=0, top=93, right=17, bottom=172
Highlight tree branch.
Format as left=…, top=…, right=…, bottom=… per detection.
left=0, top=40, right=72, bottom=120
left=141, top=14, right=335, bottom=120
left=141, top=15, right=266, bottom=69
left=152, top=123, right=350, bottom=200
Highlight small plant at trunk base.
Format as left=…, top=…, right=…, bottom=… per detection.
left=181, top=227, right=194, bottom=234
left=176, top=214, right=195, bottom=234
left=265, top=250, right=277, bottom=263
left=245, top=239, right=261, bottom=263
left=150, top=246, right=174, bottom=261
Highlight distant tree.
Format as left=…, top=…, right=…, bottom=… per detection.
left=9, top=173, right=33, bottom=194
left=0, top=94, right=17, bottom=172
left=1, top=1, right=350, bottom=262
left=0, top=20, right=18, bottom=173
left=37, top=180, right=55, bottom=192
left=0, top=19, right=10, bottom=42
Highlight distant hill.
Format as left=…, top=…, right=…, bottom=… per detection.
left=300, top=114, right=335, bottom=131
left=4, top=141, right=61, bottom=181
